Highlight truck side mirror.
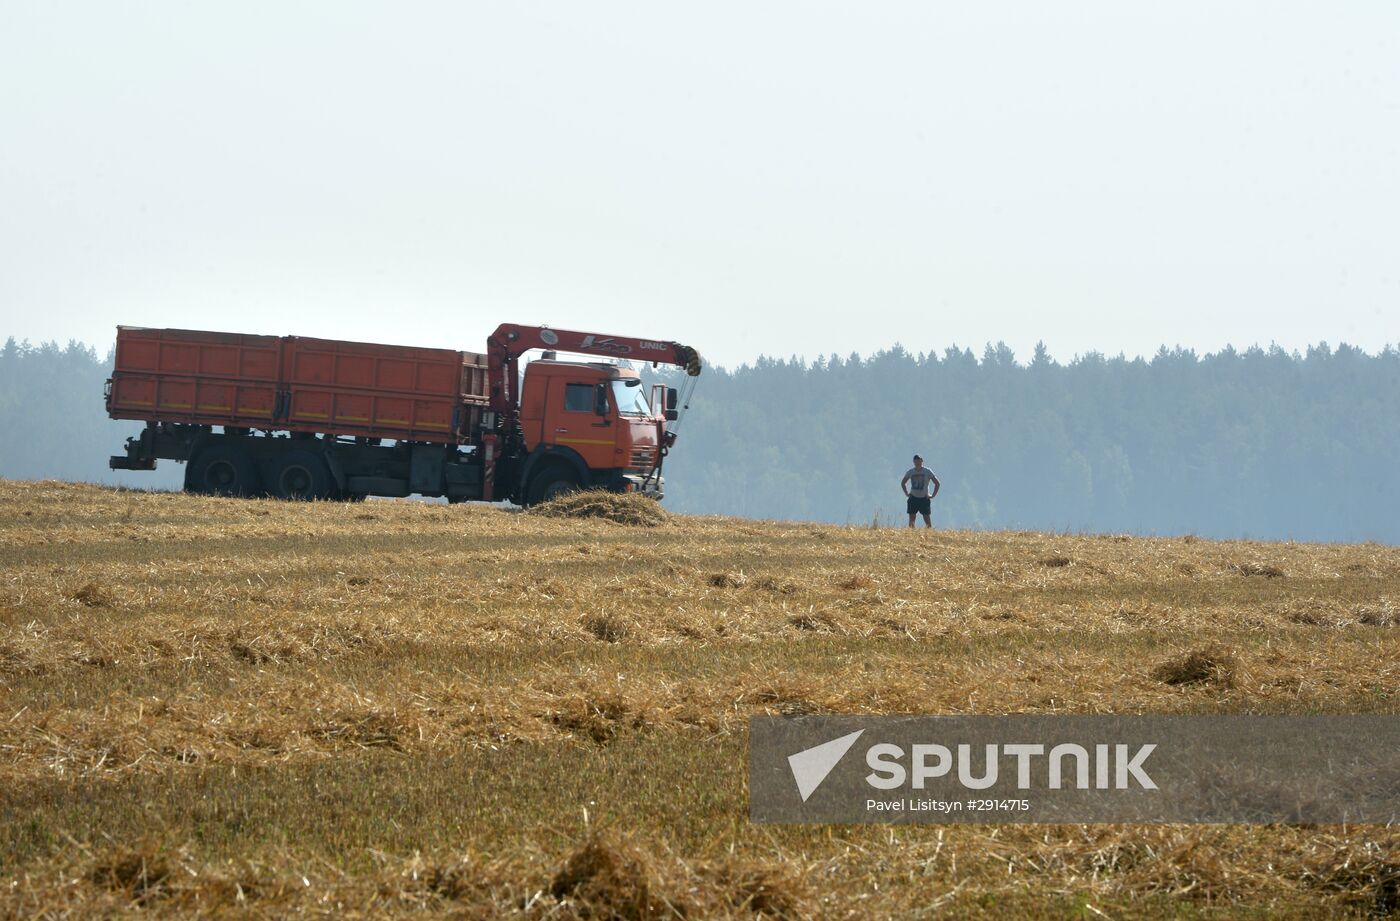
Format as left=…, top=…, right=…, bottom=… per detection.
left=666, top=387, right=678, bottom=410
left=664, top=409, right=679, bottom=422
left=595, top=383, right=609, bottom=416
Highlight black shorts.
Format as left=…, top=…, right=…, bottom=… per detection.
left=907, top=495, right=931, bottom=516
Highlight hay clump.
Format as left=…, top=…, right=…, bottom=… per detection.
left=1285, top=607, right=1336, bottom=627
left=1039, top=556, right=1073, bottom=568
left=743, top=682, right=824, bottom=716
left=70, top=582, right=112, bottom=607
left=1354, top=603, right=1397, bottom=627
left=709, top=862, right=809, bottom=920
left=1152, top=646, right=1237, bottom=687
left=422, top=862, right=487, bottom=902
left=708, top=570, right=748, bottom=588
left=1310, top=858, right=1400, bottom=918
left=531, top=490, right=668, bottom=527
left=787, top=610, right=840, bottom=633
left=89, top=845, right=172, bottom=902
left=549, top=836, right=674, bottom=920
left=310, top=709, right=405, bottom=751
left=1235, top=562, right=1285, bottom=578
left=753, top=575, right=799, bottom=595
left=549, top=693, right=647, bottom=743
left=582, top=612, right=629, bottom=643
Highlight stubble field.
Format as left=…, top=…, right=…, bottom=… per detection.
left=1, top=480, right=1398, bottom=919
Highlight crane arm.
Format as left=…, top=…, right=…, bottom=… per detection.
left=486, top=323, right=702, bottom=413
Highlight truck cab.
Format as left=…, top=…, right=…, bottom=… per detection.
left=515, top=358, right=667, bottom=504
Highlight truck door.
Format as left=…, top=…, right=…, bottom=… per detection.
left=547, top=378, right=617, bottom=471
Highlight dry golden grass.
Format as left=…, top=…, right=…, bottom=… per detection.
left=1, top=479, right=1399, bottom=918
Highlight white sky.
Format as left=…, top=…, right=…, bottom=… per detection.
left=1, top=2, right=1396, bottom=368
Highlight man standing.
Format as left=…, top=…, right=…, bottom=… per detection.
left=901, top=454, right=941, bottom=529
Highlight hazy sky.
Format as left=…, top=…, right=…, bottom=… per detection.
left=2, top=2, right=1396, bottom=368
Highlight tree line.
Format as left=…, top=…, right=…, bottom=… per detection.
left=0, top=338, right=183, bottom=491
left=656, top=340, right=1400, bottom=543
left=3, top=335, right=1397, bottom=542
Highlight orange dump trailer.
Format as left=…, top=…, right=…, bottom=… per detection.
left=108, top=327, right=489, bottom=443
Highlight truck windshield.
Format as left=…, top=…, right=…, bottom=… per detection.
left=611, top=379, right=652, bottom=416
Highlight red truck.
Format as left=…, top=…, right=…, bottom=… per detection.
left=106, top=324, right=702, bottom=504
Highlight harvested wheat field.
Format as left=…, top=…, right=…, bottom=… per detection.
left=1, top=480, right=1398, bottom=919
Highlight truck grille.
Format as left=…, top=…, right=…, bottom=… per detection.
left=630, top=448, right=655, bottom=468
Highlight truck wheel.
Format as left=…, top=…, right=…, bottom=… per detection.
left=186, top=445, right=263, bottom=497
left=527, top=465, right=579, bottom=506
left=269, top=450, right=333, bottom=501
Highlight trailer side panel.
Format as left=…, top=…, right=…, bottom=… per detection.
left=108, top=327, right=490, bottom=445
left=108, top=327, right=281, bottom=428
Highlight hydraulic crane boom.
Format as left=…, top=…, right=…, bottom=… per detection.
left=486, top=322, right=702, bottom=418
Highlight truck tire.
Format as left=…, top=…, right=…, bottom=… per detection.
left=269, top=450, right=333, bottom=501
left=526, top=464, right=579, bottom=506
left=186, top=444, right=263, bottom=497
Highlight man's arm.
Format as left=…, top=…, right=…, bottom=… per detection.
left=930, top=474, right=941, bottom=499
left=900, top=473, right=911, bottom=496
